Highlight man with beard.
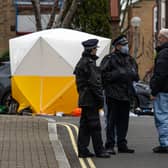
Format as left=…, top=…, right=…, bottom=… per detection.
left=150, top=28, right=168, bottom=153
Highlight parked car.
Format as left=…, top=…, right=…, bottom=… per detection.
left=130, top=81, right=153, bottom=115
left=0, top=61, right=19, bottom=114
left=0, top=62, right=11, bottom=106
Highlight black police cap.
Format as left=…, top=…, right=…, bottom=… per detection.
left=82, top=39, right=99, bottom=49
left=112, top=35, right=128, bottom=46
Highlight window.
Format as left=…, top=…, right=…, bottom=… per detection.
left=14, top=0, right=55, bottom=5
left=14, top=0, right=64, bottom=8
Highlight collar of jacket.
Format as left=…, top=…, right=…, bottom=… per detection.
left=82, top=51, right=99, bottom=60
left=156, top=42, right=168, bottom=52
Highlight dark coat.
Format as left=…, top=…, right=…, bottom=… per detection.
left=73, top=51, right=104, bottom=108
left=150, top=43, right=168, bottom=96
left=101, top=50, right=139, bottom=101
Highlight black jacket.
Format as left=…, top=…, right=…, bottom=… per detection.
left=150, top=43, right=168, bottom=96
left=101, top=50, right=139, bottom=101
left=73, top=51, right=104, bottom=108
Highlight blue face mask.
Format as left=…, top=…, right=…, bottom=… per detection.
left=120, top=44, right=129, bottom=55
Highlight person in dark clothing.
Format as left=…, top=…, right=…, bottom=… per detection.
left=101, top=35, right=139, bottom=154
left=150, top=28, right=168, bottom=153
left=73, top=39, right=110, bottom=158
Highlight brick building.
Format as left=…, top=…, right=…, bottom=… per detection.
left=0, top=0, right=119, bottom=56
left=0, top=0, right=157, bottom=80
left=128, top=0, right=156, bottom=79
left=0, top=0, right=62, bottom=55
left=0, top=0, right=16, bottom=54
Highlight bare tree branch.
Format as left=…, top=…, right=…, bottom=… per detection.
left=120, top=0, right=125, bottom=7
left=121, top=25, right=129, bottom=34
left=120, top=0, right=130, bottom=30
left=54, top=0, right=69, bottom=28
left=31, top=0, right=42, bottom=31
left=61, top=0, right=78, bottom=28
left=47, top=0, right=59, bottom=29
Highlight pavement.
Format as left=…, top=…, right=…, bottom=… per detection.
left=0, top=115, right=167, bottom=168
left=0, top=115, right=70, bottom=168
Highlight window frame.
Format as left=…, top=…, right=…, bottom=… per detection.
left=13, top=0, right=54, bottom=5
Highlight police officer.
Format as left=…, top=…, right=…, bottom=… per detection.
left=101, top=35, right=139, bottom=154
left=73, top=39, right=110, bottom=158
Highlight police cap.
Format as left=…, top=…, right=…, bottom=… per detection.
left=112, top=35, right=128, bottom=46
left=82, top=39, right=99, bottom=49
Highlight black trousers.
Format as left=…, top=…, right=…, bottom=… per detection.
left=77, top=106, right=104, bottom=155
left=105, top=98, right=130, bottom=148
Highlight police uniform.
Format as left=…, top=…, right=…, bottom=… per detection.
left=73, top=39, right=110, bottom=158
left=102, top=35, right=139, bottom=154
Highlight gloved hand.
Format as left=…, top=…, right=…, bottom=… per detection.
left=98, top=108, right=104, bottom=117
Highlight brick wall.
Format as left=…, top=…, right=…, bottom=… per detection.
left=131, top=0, right=156, bottom=80
left=0, top=0, right=16, bottom=54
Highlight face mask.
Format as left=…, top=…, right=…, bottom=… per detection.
left=120, top=44, right=129, bottom=55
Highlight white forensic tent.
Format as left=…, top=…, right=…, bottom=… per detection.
left=9, top=28, right=111, bottom=115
